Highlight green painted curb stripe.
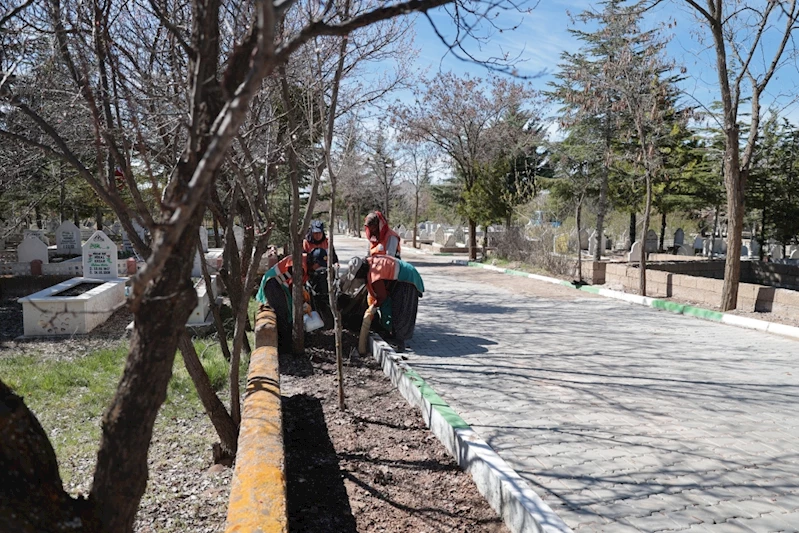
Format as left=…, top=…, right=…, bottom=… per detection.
left=651, top=299, right=685, bottom=313
left=505, top=269, right=529, bottom=277
left=403, top=367, right=471, bottom=430
left=681, top=305, right=724, bottom=321
left=578, top=285, right=601, bottom=294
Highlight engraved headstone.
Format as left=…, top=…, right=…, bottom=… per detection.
left=770, top=245, right=783, bottom=260
left=17, top=234, right=49, bottom=264
left=444, top=234, right=457, bottom=247
left=56, top=221, right=82, bottom=254
left=454, top=226, right=465, bottom=243
left=677, top=244, right=692, bottom=256
left=791, top=249, right=799, bottom=260
left=82, top=231, right=118, bottom=280
left=750, top=239, right=760, bottom=257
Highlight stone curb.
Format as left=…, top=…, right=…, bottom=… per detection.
left=369, top=335, right=572, bottom=533
left=226, top=306, right=287, bottom=533
left=457, top=260, right=799, bottom=341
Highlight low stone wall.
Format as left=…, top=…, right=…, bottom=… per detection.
left=576, top=260, right=606, bottom=285
left=604, top=263, right=799, bottom=317
left=748, top=262, right=799, bottom=290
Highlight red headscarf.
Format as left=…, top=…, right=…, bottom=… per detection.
left=364, top=211, right=401, bottom=257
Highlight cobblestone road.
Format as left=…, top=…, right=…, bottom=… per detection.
left=335, top=237, right=799, bottom=532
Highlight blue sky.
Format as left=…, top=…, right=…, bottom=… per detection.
left=402, top=0, right=799, bottom=128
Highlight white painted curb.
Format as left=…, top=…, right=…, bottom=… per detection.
left=369, top=336, right=572, bottom=533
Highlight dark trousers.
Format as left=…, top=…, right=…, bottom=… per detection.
left=263, top=278, right=292, bottom=353
left=389, top=282, right=419, bottom=342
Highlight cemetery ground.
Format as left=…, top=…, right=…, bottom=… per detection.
left=0, top=296, right=507, bottom=532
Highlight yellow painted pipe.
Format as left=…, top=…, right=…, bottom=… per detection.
left=226, top=305, right=287, bottom=533
left=358, top=304, right=375, bottom=355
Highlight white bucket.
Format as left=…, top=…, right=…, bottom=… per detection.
left=303, top=310, right=324, bottom=332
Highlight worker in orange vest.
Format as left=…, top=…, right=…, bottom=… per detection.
left=364, top=211, right=401, bottom=258
left=303, top=220, right=337, bottom=263
left=348, top=254, right=423, bottom=352
left=256, top=249, right=327, bottom=352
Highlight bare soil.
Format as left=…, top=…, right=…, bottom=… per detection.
left=283, top=329, right=508, bottom=533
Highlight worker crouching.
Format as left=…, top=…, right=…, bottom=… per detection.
left=349, top=254, right=424, bottom=353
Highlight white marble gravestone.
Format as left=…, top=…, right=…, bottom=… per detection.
left=17, top=234, right=49, bottom=264
left=791, top=249, right=799, bottom=260
left=770, top=245, right=783, bottom=260
left=645, top=229, right=658, bottom=252
left=444, top=234, right=457, bottom=247
left=56, top=221, right=82, bottom=255
left=674, top=228, right=684, bottom=247
left=199, top=226, right=209, bottom=253
left=82, top=231, right=118, bottom=280
left=629, top=241, right=641, bottom=262
left=434, top=226, right=446, bottom=245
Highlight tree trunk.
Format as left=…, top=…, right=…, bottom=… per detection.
left=628, top=212, right=636, bottom=251
left=213, top=216, right=221, bottom=248
left=711, top=205, right=719, bottom=260
left=177, top=333, right=238, bottom=456
left=639, top=172, right=652, bottom=297
left=468, top=220, right=477, bottom=261
left=594, top=172, right=607, bottom=262
left=0, top=380, right=99, bottom=532
left=659, top=210, right=667, bottom=252
left=721, top=161, right=744, bottom=310
left=575, top=202, right=583, bottom=283
left=35, top=205, right=42, bottom=229
left=413, top=193, right=419, bottom=249
left=95, top=206, right=103, bottom=231
left=90, top=216, right=200, bottom=532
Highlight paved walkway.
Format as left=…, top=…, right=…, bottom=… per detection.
left=334, top=236, right=799, bottom=532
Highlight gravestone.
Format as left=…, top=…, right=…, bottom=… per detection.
left=24, top=229, right=50, bottom=246
left=83, top=231, right=119, bottom=280
left=418, top=230, right=429, bottom=241
left=645, top=229, right=658, bottom=252
left=110, top=221, right=122, bottom=236
left=56, top=221, right=82, bottom=255
left=770, top=245, right=783, bottom=260
left=233, top=225, right=244, bottom=250
left=674, top=228, right=685, bottom=247
left=199, top=226, right=209, bottom=253
left=578, top=229, right=589, bottom=250
left=628, top=241, right=641, bottom=262
left=713, top=239, right=726, bottom=255
left=750, top=239, right=761, bottom=257
left=588, top=231, right=606, bottom=257
left=17, top=235, right=49, bottom=264
left=434, top=226, right=446, bottom=245
left=677, top=244, right=693, bottom=256
left=454, top=226, right=465, bottom=243
left=397, top=224, right=406, bottom=236
left=741, top=245, right=749, bottom=257
left=444, top=234, right=457, bottom=247
left=121, top=229, right=132, bottom=252
left=791, top=249, right=799, bottom=260
left=47, top=218, right=60, bottom=233
left=693, top=236, right=704, bottom=251
left=554, top=234, right=569, bottom=254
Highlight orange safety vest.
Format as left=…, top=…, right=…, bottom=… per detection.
left=365, top=255, right=401, bottom=300
left=272, top=254, right=308, bottom=287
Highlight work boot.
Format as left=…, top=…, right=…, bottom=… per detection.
left=395, top=340, right=405, bottom=353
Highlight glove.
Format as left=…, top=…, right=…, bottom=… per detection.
left=367, top=294, right=377, bottom=307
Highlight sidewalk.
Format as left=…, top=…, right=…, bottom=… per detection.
left=336, top=237, right=799, bottom=532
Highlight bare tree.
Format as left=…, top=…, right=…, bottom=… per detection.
left=679, top=0, right=799, bottom=310
left=394, top=72, right=534, bottom=260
